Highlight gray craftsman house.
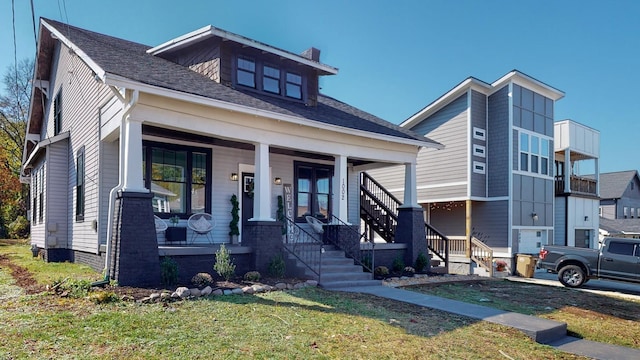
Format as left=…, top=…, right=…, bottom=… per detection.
left=22, top=18, right=445, bottom=286
left=597, top=170, right=640, bottom=220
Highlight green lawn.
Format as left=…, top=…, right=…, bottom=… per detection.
left=0, top=241, right=585, bottom=359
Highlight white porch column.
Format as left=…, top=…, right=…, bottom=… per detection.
left=399, top=162, right=420, bottom=209
left=332, top=155, right=349, bottom=223
left=595, top=158, right=600, bottom=197
left=121, top=115, right=147, bottom=192
left=564, top=149, right=571, bottom=193
left=250, top=142, right=274, bottom=221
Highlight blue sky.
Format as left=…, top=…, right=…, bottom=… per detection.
left=1, top=0, right=638, bottom=174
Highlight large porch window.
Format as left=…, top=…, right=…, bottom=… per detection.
left=295, top=162, right=332, bottom=222
left=142, top=142, right=211, bottom=218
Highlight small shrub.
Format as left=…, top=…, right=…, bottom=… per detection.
left=88, top=290, right=120, bottom=304
left=403, top=266, right=415, bottom=274
left=374, top=266, right=389, bottom=278
left=191, top=272, right=214, bottom=287
left=214, top=244, right=236, bottom=281
left=244, top=271, right=261, bottom=282
left=160, top=257, right=179, bottom=286
left=7, top=215, right=30, bottom=239
left=414, top=252, right=429, bottom=273
left=392, top=256, right=405, bottom=273
left=50, top=278, right=92, bottom=298
left=268, top=254, right=286, bottom=278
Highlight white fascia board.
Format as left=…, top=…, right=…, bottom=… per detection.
left=104, top=73, right=440, bottom=150
left=23, top=131, right=70, bottom=168
left=402, top=78, right=491, bottom=129
left=147, top=25, right=338, bottom=75
left=41, top=19, right=107, bottom=81
left=492, top=70, right=564, bottom=101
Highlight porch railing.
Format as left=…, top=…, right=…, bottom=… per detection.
left=554, top=175, right=597, bottom=196
left=470, top=236, right=493, bottom=277
left=425, top=222, right=450, bottom=267
left=282, top=217, right=323, bottom=279
left=325, top=215, right=375, bottom=273
left=360, top=172, right=399, bottom=243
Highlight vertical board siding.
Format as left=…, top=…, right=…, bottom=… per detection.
left=487, top=86, right=509, bottom=197
left=512, top=174, right=553, bottom=226
left=470, top=90, right=487, bottom=197
left=47, top=139, right=69, bottom=248
left=554, top=197, right=566, bottom=245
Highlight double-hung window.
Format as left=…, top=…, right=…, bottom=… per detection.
left=519, top=132, right=550, bottom=176
left=237, top=57, right=256, bottom=88
left=295, top=162, right=332, bottom=221
left=263, top=65, right=280, bottom=94
left=54, top=90, right=62, bottom=135
left=76, top=147, right=85, bottom=221
left=143, top=142, right=211, bottom=217
left=286, top=72, right=302, bottom=99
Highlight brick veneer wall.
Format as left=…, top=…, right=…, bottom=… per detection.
left=241, top=221, right=284, bottom=275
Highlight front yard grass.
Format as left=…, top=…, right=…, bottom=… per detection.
left=408, top=280, right=640, bottom=350
left=0, top=241, right=586, bottom=359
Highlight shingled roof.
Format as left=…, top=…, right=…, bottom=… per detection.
left=599, top=217, right=640, bottom=236
left=40, top=18, right=441, bottom=148
left=597, top=170, right=640, bottom=199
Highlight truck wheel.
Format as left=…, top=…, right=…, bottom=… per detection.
left=558, top=265, right=586, bottom=287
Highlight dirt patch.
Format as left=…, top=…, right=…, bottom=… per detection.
left=0, top=254, right=46, bottom=294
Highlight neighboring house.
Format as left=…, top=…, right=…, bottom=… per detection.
left=369, top=71, right=567, bottom=273
left=553, top=120, right=600, bottom=248
left=597, top=170, right=640, bottom=219
left=21, top=19, right=441, bottom=286
left=599, top=217, right=640, bottom=240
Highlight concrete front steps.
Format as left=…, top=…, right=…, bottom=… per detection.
left=286, top=245, right=381, bottom=289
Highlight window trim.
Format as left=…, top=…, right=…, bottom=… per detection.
left=473, top=127, right=486, bottom=141
left=285, top=71, right=303, bottom=100
left=54, top=90, right=62, bottom=135
left=38, top=168, right=43, bottom=223
left=473, top=161, right=486, bottom=174
left=143, top=141, right=212, bottom=219
left=75, top=147, right=85, bottom=222
left=518, top=130, right=551, bottom=177
left=262, top=64, right=281, bottom=95
left=473, top=144, right=486, bottom=158
left=233, top=54, right=306, bottom=102
left=236, top=56, right=256, bottom=88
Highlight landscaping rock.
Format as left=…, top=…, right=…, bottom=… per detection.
left=275, top=283, right=287, bottom=290
left=212, top=289, right=223, bottom=296
left=293, top=283, right=306, bottom=289
left=251, top=284, right=264, bottom=293
left=223, top=289, right=233, bottom=295
left=150, top=293, right=161, bottom=300
left=305, top=280, right=318, bottom=287
left=175, top=287, right=191, bottom=298
left=190, top=288, right=201, bottom=297
left=242, top=286, right=254, bottom=294
left=201, top=286, right=212, bottom=296
left=231, top=288, right=243, bottom=295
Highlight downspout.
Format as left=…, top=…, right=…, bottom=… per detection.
left=92, top=88, right=138, bottom=286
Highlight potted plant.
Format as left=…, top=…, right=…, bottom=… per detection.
left=165, top=216, right=186, bottom=242
left=169, top=215, right=180, bottom=226
left=494, top=259, right=508, bottom=272
left=229, top=194, right=240, bottom=244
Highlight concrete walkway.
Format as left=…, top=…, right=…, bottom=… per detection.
left=333, top=284, right=640, bottom=360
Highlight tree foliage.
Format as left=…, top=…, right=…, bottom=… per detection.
left=0, top=58, right=33, bottom=238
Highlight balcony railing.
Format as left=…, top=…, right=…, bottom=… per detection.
left=555, top=175, right=597, bottom=196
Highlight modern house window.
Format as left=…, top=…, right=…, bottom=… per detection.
left=473, top=144, right=486, bottom=158
left=263, top=65, right=280, bottom=94
left=75, top=147, right=85, bottom=221
left=285, top=72, right=302, bottom=99
left=54, top=90, right=62, bottom=135
left=295, top=162, right=332, bottom=221
left=473, top=127, right=486, bottom=141
left=237, top=57, right=256, bottom=88
left=519, top=132, right=550, bottom=176
left=143, top=142, right=211, bottom=217
left=473, top=161, right=486, bottom=174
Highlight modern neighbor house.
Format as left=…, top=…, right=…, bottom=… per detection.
left=22, top=18, right=447, bottom=287
left=369, top=72, right=601, bottom=274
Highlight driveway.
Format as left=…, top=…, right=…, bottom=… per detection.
left=507, top=269, right=640, bottom=301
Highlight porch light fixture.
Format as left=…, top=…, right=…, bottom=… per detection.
left=584, top=216, right=589, bottom=221
left=274, top=177, right=282, bottom=185
left=531, top=213, right=538, bottom=222
left=230, top=173, right=238, bottom=181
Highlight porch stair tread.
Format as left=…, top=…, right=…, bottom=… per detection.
left=320, top=279, right=382, bottom=289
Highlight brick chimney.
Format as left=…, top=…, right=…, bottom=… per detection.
left=300, top=47, right=321, bottom=62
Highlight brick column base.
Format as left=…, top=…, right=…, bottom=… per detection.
left=396, top=207, right=429, bottom=272
left=242, top=221, right=283, bottom=275
left=110, top=191, right=160, bottom=286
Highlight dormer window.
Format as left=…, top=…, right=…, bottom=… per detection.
left=263, top=65, right=280, bottom=94
left=286, top=72, right=302, bottom=99
left=237, top=57, right=256, bottom=88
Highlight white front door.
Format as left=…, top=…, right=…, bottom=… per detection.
left=518, top=230, right=546, bottom=254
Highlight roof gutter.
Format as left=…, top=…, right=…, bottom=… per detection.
left=93, top=88, right=139, bottom=287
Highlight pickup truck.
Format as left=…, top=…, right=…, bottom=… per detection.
left=538, top=237, right=640, bottom=288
